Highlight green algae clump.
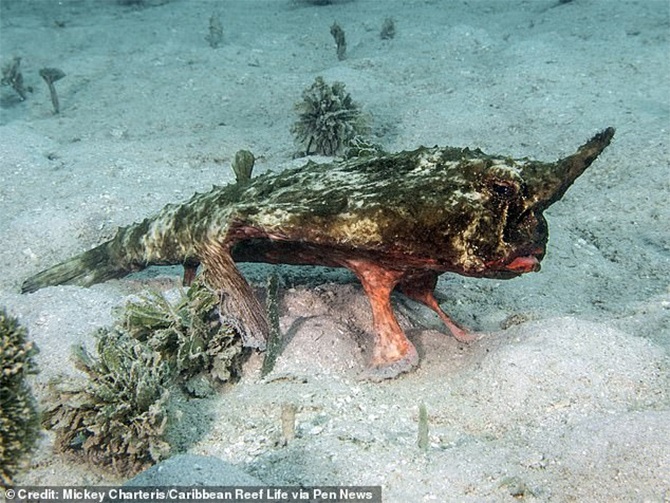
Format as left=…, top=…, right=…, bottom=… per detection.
left=121, top=280, right=246, bottom=391
left=43, top=329, right=172, bottom=477
left=291, top=76, right=367, bottom=156
left=43, top=280, right=245, bottom=477
left=0, top=308, right=40, bottom=487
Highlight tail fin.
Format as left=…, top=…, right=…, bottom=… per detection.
left=21, top=242, right=133, bottom=293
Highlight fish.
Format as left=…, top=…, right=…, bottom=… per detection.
left=22, top=127, right=615, bottom=380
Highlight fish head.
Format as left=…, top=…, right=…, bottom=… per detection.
left=441, top=128, right=614, bottom=278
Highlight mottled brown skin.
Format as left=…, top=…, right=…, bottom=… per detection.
left=22, top=128, right=614, bottom=379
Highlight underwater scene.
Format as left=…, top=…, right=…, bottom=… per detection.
left=1, top=0, right=668, bottom=500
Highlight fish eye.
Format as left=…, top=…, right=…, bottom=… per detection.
left=489, top=180, right=517, bottom=198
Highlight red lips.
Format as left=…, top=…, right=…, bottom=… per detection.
left=506, top=254, right=542, bottom=273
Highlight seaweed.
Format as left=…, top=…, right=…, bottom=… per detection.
left=1, top=56, right=32, bottom=101
left=43, top=329, right=172, bottom=477
left=417, top=402, right=429, bottom=451
left=42, top=281, right=245, bottom=476
left=280, top=402, right=297, bottom=446
left=121, top=280, right=245, bottom=390
left=205, top=13, right=223, bottom=49
left=0, top=309, right=40, bottom=487
left=39, top=67, right=65, bottom=114
left=261, top=270, right=282, bottom=377
left=330, top=22, right=346, bottom=61
left=291, top=76, right=367, bottom=156
left=380, top=17, right=396, bottom=40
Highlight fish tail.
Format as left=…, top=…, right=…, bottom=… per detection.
left=21, top=199, right=205, bottom=294
left=21, top=240, right=134, bottom=293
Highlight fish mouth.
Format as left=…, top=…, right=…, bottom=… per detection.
left=480, top=247, right=544, bottom=277
left=505, top=254, right=542, bottom=273
left=503, top=247, right=545, bottom=273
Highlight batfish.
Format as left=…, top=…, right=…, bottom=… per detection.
left=22, top=128, right=615, bottom=379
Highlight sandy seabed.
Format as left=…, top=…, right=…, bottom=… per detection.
left=1, top=0, right=669, bottom=501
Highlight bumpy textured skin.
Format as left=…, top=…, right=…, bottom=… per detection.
left=22, top=128, right=615, bottom=379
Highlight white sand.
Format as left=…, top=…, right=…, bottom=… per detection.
left=1, top=0, right=668, bottom=500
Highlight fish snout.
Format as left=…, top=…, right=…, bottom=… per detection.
left=505, top=253, right=542, bottom=273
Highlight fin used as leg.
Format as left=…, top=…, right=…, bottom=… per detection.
left=200, top=244, right=268, bottom=350
left=400, top=271, right=476, bottom=343
left=345, top=259, right=419, bottom=380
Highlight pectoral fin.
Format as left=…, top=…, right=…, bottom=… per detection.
left=200, top=244, right=268, bottom=350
